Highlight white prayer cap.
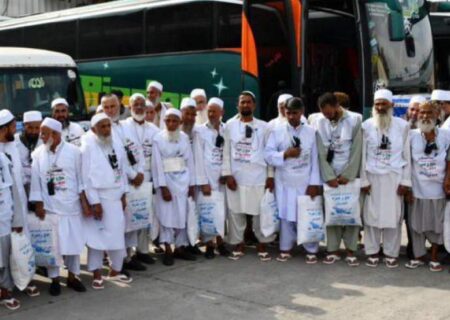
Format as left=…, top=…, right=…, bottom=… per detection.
left=145, top=99, right=154, bottom=108
left=91, top=113, right=110, bottom=127
left=164, top=108, right=182, bottom=119
left=129, top=93, right=146, bottom=105
left=96, top=104, right=103, bottom=113
left=190, top=88, right=206, bottom=99
left=0, top=109, right=14, bottom=126
left=409, top=95, right=427, bottom=106
left=431, top=89, right=450, bottom=102
left=180, top=97, right=197, bottom=110
left=41, top=117, right=62, bottom=133
left=23, top=111, right=42, bottom=123
left=147, top=81, right=163, bottom=92
left=51, top=98, right=69, bottom=109
left=277, top=94, right=293, bottom=106
left=207, top=97, right=224, bottom=109
left=374, top=89, right=393, bottom=103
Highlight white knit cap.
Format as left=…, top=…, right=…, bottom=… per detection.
left=129, top=93, right=146, bottom=106
left=0, top=109, right=14, bottom=126
left=145, top=99, right=154, bottom=108
left=51, top=98, right=69, bottom=109
left=147, top=81, right=163, bottom=92
left=165, top=108, right=182, bottom=119
left=41, top=117, right=62, bottom=133
left=180, top=97, right=197, bottom=110
left=374, top=89, right=393, bottom=103
left=190, top=88, right=207, bottom=99
left=91, top=113, right=110, bottom=127
left=23, top=111, right=42, bottom=123
left=409, top=95, right=427, bottom=106
left=207, top=97, right=224, bottom=109
left=277, top=94, right=293, bottom=105
left=431, top=89, right=450, bottom=102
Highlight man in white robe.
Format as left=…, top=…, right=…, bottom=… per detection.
left=0, top=110, right=25, bottom=311
left=405, top=102, right=450, bottom=272
left=81, top=114, right=132, bottom=289
left=433, top=90, right=450, bottom=128
left=265, top=97, right=322, bottom=263
left=145, top=99, right=156, bottom=123
left=222, top=91, right=276, bottom=261
left=146, top=81, right=171, bottom=129
left=406, top=95, right=426, bottom=129
left=314, top=93, right=362, bottom=266
left=191, top=88, right=208, bottom=125
left=51, top=98, right=85, bottom=147
left=194, top=97, right=230, bottom=259
left=361, top=89, right=411, bottom=268
left=30, top=118, right=88, bottom=296
left=268, top=94, right=307, bottom=131
left=180, top=97, right=199, bottom=145
left=152, top=108, right=197, bottom=266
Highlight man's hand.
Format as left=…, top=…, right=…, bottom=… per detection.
left=188, top=186, right=195, bottom=198
left=219, top=176, right=226, bottom=185
left=201, top=184, right=212, bottom=196
left=92, top=204, right=103, bottom=220
left=35, top=202, right=46, bottom=220
left=405, top=189, right=414, bottom=204
left=226, top=176, right=237, bottom=191
left=337, top=176, right=349, bottom=185
left=80, top=192, right=92, bottom=217
left=131, top=173, right=144, bottom=187
left=444, top=176, right=450, bottom=195
left=326, top=179, right=339, bottom=188
left=283, top=147, right=301, bottom=160
left=12, top=227, right=23, bottom=233
left=306, top=185, right=321, bottom=199
left=121, top=194, right=127, bottom=211
left=161, top=187, right=172, bottom=202
left=397, top=185, right=409, bottom=196
left=265, top=177, right=275, bottom=192
left=361, top=185, right=371, bottom=195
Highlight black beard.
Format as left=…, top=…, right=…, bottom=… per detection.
left=240, top=110, right=252, bottom=117
left=5, top=133, right=14, bottom=142
left=26, top=134, right=39, bottom=144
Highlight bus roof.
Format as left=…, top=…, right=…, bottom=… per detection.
left=0, top=0, right=242, bottom=31
left=0, top=47, right=77, bottom=67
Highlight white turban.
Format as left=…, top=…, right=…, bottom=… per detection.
left=147, top=81, right=163, bottom=92
left=374, top=89, right=393, bottom=103
left=207, top=97, right=224, bottom=109
left=145, top=99, right=154, bottom=108
left=91, top=113, right=110, bottom=127
left=165, top=108, right=182, bottom=119
left=51, top=98, right=69, bottom=109
left=0, top=109, right=14, bottom=126
left=41, top=117, right=62, bottom=133
left=190, top=88, right=206, bottom=99
left=409, top=95, right=427, bottom=106
left=431, top=89, right=450, bottom=102
left=180, top=97, right=197, bottom=110
left=23, top=111, right=42, bottom=123
left=277, top=94, right=293, bottom=105
left=96, top=104, right=103, bottom=113
left=129, top=93, right=146, bottom=105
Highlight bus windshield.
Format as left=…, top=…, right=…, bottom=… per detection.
left=365, top=0, right=433, bottom=92
left=0, top=67, right=86, bottom=120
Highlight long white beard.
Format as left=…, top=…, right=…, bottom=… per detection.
left=164, top=128, right=180, bottom=142
left=131, top=110, right=146, bottom=122
left=372, top=107, right=393, bottom=131
left=96, top=134, right=112, bottom=146
left=417, top=119, right=436, bottom=133
left=151, top=97, right=161, bottom=106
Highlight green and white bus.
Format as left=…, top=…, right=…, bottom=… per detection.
left=0, top=0, right=434, bottom=120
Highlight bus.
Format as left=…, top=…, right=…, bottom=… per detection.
left=0, top=47, right=87, bottom=127
left=0, top=0, right=434, bottom=120
left=430, top=1, right=450, bottom=90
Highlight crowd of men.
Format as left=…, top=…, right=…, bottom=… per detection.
left=1, top=80, right=450, bottom=311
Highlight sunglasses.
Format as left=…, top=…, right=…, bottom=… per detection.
left=424, top=142, right=438, bottom=155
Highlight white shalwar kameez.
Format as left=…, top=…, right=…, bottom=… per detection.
left=361, top=117, right=411, bottom=257
left=152, top=130, right=195, bottom=247
left=222, top=117, right=275, bottom=245
left=14, top=133, right=42, bottom=188
left=29, top=141, right=85, bottom=278
left=62, top=122, right=85, bottom=147
left=81, top=135, right=128, bottom=272
left=265, top=123, right=321, bottom=252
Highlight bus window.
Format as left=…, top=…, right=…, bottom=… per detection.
left=145, top=2, right=213, bottom=54
left=0, top=29, right=23, bottom=46
left=216, top=2, right=242, bottom=48
left=79, top=11, right=144, bottom=60
left=23, top=21, right=77, bottom=58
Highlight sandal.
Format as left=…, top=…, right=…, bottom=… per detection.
left=405, top=259, right=425, bottom=269
left=228, top=251, right=245, bottom=261
left=0, top=297, right=21, bottom=311
left=276, top=253, right=292, bottom=262
left=104, top=274, right=133, bottom=284
left=365, top=256, right=379, bottom=268
left=345, top=256, right=360, bottom=267
left=323, top=254, right=341, bottom=265
left=384, top=257, right=399, bottom=269
left=305, top=254, right=318, bottom=264
left=257, top=252, right=272, bottom=262
left=25, top=285, right=40, bottom=297
left=429, top=261, right=443, bottom=272
left=91, top=279, right=104, bottom=290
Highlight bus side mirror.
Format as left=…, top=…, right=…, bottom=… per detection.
left=388, top=11, right=405, bottom=41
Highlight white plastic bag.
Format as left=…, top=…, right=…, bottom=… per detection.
left=297, top=196, right=325, bottom=245
left=126, top=182, right=153, bottom=232
left=197, top=191, right=225, bottom=237
left=444, top=202, right=450, bottom=252
left=323, top=179, right=362, bottom=226
left=259, top=190, right=280, bottom=237
left=10, top=232, right=35, bottom=291
left=187, top=197, right=199, bottom=246
left=28, top=214, right=63, bottom=267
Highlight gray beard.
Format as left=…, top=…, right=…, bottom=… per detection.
left=408, top=118, right=417, bottom=129
left=372, top=107, right=393, bottom=131
left=96, top=134, right=112, bottom=146
left=164, top=129, right=180, bottom=142
left=417, top=119, right=436, bottom=133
